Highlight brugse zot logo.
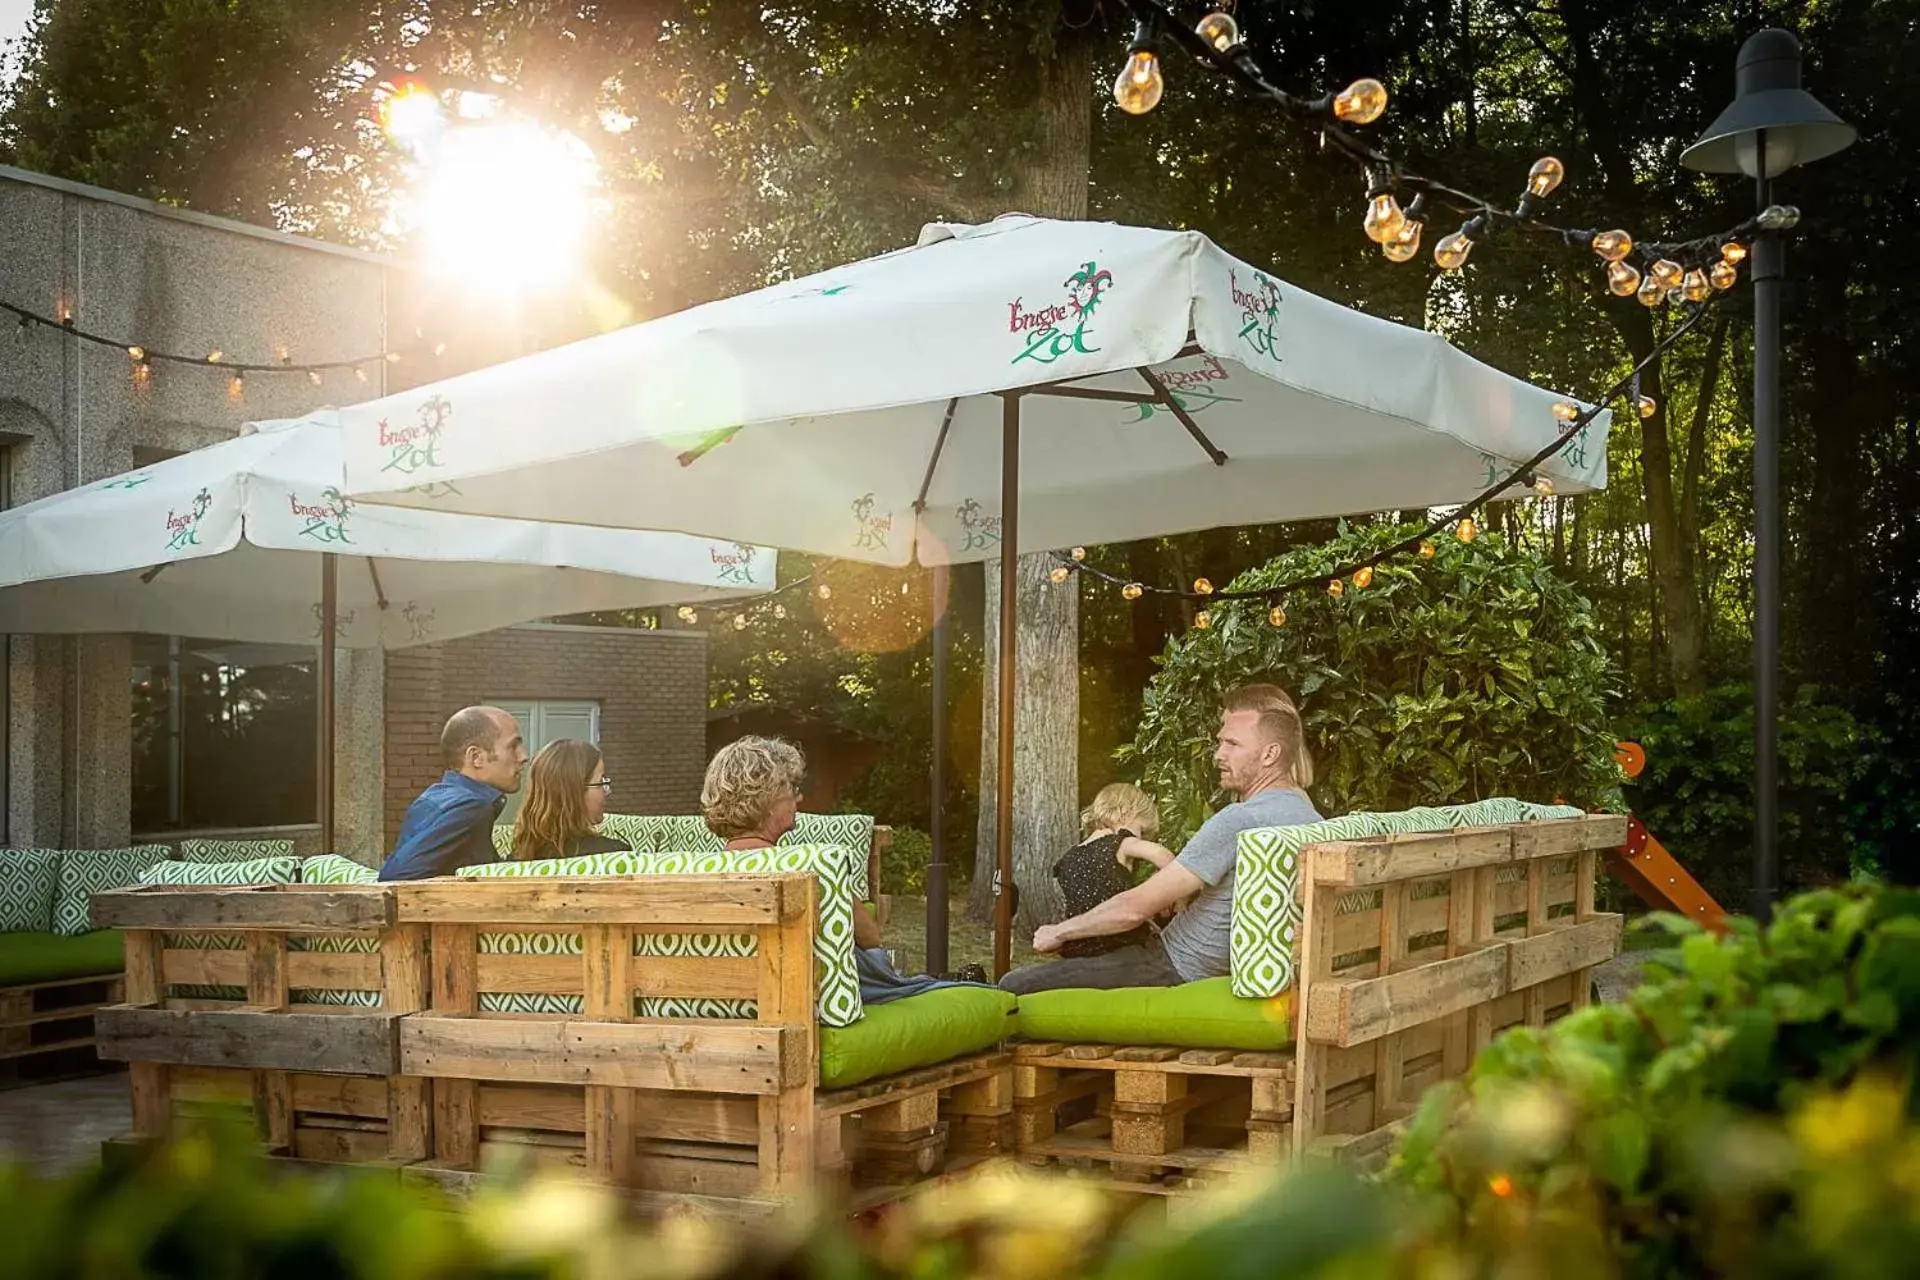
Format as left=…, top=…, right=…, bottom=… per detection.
left=378, top=394, right=452, bottom=475
left=709, top=543, right=760, bottom=585
left=291, top=488, right=354, bottom=545
left=1231, top=268, right=1283, bottom=362
left=1008, top=261, right=1114, bottom=365
left=164, top=488, right=214, bottom=552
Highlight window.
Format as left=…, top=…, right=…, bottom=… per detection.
left=492, top=700, right=600, bottom=823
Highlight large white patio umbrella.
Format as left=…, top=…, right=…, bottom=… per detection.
left=334, top=216, right=1612, bottom=967
left=0, top=417, right=776, bottom=849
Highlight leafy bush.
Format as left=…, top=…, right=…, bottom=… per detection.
left=1392, top=883, right=1920, bottom=1277
left=1125, top=522, right=1621, bottom=842
left=1624, top=682, right=1902, bottom=905
left=877, top=826, right=963, bottom=896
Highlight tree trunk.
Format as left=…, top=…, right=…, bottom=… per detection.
left=966, top=12, right=1093, bottom=931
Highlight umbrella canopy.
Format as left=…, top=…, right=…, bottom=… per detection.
left=0, top=417, right=777, bottom=646
left=335, top=216, right=1611, bottom=562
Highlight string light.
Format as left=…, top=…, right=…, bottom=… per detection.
left=1456, top=517, right=1477, bottom=543
left=773, top=604, right=787, bottom=619
left=1049, top=565, right=1071, bottom=584
left=1682, top=269, right=1712, bottom=303
left=1268, top=605, right=1287, bottom=627
left=677, top=606, right=698, bottom=624
left=1434, top=226, right=1476, bottom=271
left=1363, top=193, right=1407, bottom=245
left=1532, top=474, right=1554, bottom=498
left=1194, top=11, right=1239, bottom=52
left=1757, top=205, right=1801, bottom=231
left=1114, top=49, right=1164, bottom=115
left=1636, top=275, right=1666, bottom=308
left=1327, top=579, right=1344, bottom=598
left=1606, top=260, right=1642, bottom=296
left=1648, top=259, right=1684, bottom=291
left=1666, top=286, right=1687, bottom=307
left=1709, top=260, right=1738, bottom=291
left=1070, top=547, right=1087, bottom=562
left=1552, top=400, right=1580, bottom=423
left=227, top=372, right=245, bottom=401
left=1332, top=78, right=1388, bottom=125
left=206, top=348, right=224, bottom=364
left=1418, top=540, right=1436, bottom=559
left=1721, top=241, right=1749, bottom=264
left=1382, top=216, right=1423, bottom=263
left=732, top=613, right=748, bottom=630
left=1637, top=395, right=1657, bottom=419
left=355, top=368, right=370, bottom=383
left=1121, top=582, right=1145, bottom=601
left=0, top=300, right=427, bottom=378
left=308, top=370, right=324, bottom=386
left=1193, top=608, right=1213, bottom=629
left=1526, top=156, right=1565, bottom=198
left=1193, top=577, right=1214, bottom=595
left=816, top=584, right=832, bottom=600
left=1591, top=229, right=1633, bottom=261
left=1351, top=566, right=1374, bottom=589
left=126, top=345, right=145, bottom=362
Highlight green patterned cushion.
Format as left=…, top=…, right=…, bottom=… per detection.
left=0, top=849, right=62, bottom=933
left=300, top=854, right=380, bottom=885
left=456, top=844, right=863, bottom=1027
left=179, top=838, right=297, bottom=864
left=489, top=825, right=516, bottom=858
left=52, top=848, right=167, bottom=937
left=784, top=815, right=875, bottom=898
left=1229, top=799, right=1584, bottom=998
left=656, top=816, right=725, bottom=853
left=597, top=814, right=667, bottom=855
left=138, top=856, right=300, bottom=887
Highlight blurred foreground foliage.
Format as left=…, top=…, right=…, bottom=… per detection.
left=5, top=884, right=1918, bottom=1279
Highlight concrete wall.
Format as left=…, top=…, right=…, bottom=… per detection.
left=0, top=165, right=390, bottom=851
left=382, top=625, right=710, bottom=847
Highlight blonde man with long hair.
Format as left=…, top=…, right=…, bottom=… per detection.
left=512, top=739, right=630, bottom=861
left=1001, top=683, right=1321, bottom=995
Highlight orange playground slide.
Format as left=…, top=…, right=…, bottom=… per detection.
left=1607, top=741, right=1729, bottom=935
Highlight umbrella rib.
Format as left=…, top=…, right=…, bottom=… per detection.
left=140, top=563, right=169, bottom=584
left=912, top=397, right=961, bottom=514
left=365, top=557, right=390, bottom=609
left=1137, top=365, right=1229, bottom=467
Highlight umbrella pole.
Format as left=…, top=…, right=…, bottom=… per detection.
left=318, top=553, right=338, bottom=852
left=993, top=394, right=1020, bottom=978
left=926, top=561, right=950, bottom=975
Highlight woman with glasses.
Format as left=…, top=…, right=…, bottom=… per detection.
left=512, top=738, right=631, bottom=860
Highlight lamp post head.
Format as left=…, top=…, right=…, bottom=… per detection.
left=1681, top=28, right=1856, bottom=177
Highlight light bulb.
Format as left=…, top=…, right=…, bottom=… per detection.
left=1648, top=259, right=1683, bottom=290
left=774, top=604, right=787, bottom=619
left=1721, top=241, right=1749, bottom=264
left=1533, top=475, right=1555, bottom=498
left=1433, top=230, right=1475, bottom=271
left=1382, top=218, right=1423, bottom=263
left=206, top=348, right=223, bottom=363
left=1526, top=156, right=1565, bottom=198
left=732, top=613, right=748, bottom=630
left=1553, top=400, right=1580, bottom=422
left=1049, top=565, right=1070, bottom=584
left=1456, top=517, right=1477, bottom=543
left=1192, top=577, right=1213, bottom=596
left=1666, top=286, right=1687, bottom=307
left=677, top=606, right=696, bottom=623
left=1352, top=566, right=1374, bottom=589
left=355, top=367, right=369, bottom=383
left=307, top=370, right=323, bottom=386
left=1363, top=193, right=1406, bottom=245
left=1709, top=260, right=1738, bottom=291
left=275, top=345, right=290, bottom=364
left=816, top=584, right=832, bottom=600
left=1636, top=395, right=1657, bottom=419
left=1591, top=229, right=1633, bottom=261
left=1681, top=269, right=1711, bottom=303
left=1268, top=606, right=1287, bottom=627
left=386, top=351, right=402, bottom=364
left=1193, top=609, right=1213, bottom=630
left=1327, top=580, right=1344, bottom=598
left=1606, top=259, right=1642, bottom=296
left=1121, top=582, right=1144, bottom=601
left=1418, top=540, right=1436, bottom=559
left=1114, top=51, right=1164, bottom=115
left=1333, top=78, right=1388, bottom=125
left=127, top=345, right=145, bottom=361
left=1636, top=275, right=1666, bottom=308
left=1070, top=547, right=1087, bottom=562
left=1194, top=11, right=1239, bottom=52
left=227, top=373, right=244, bottom=400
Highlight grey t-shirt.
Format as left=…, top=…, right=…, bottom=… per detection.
left=1158, top=787, right=1322, bottom=982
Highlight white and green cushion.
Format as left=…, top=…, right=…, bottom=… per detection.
left=52, top=848, right=167, bottom=937
left=655, top=816, right=725, bottom=853
left=179, top=837, right=297, bottom=864
left=489, top=825, right=516, bottom=858
left=596, top=814, right=665, bottom=855
left=300, top=854, right=379, bottom=885
left=0, top=849, right=62, bottom=933
left=1230, top=798, right=1584, bottom=998
left=138, top=856, right=300, bottom=887
left=784, top=815, right=874, bottom=898
left=456, top=844, right=864, bottom=1027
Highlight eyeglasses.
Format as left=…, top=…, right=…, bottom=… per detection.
left=587, top=777, right=613, bottom=792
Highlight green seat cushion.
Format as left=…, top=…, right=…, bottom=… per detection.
left=180, top=838, right=296, bottom=864
left=0, top=849, right=62, bottom=933
left=300, top=854, right=380, bottom=885
left=0, top=929, right=124, bottom=986
left=819, top=985, right=1016, bottom=1090
left=1230, top=798, right=1584, bottom=998
left=1014, top=977, right=1293, bottom=1052
left=138, top=856, right=299, bottom=886
left=53, top=848, right=167, bottom=937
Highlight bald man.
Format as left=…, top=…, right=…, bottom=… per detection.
left=378, top=706, right=529, bottom=881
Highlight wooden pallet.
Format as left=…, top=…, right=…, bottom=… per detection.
left=0, top=971, right=124, bottom=1087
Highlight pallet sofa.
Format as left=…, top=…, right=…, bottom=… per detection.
left=86, top=803, right=1624, bottom=1207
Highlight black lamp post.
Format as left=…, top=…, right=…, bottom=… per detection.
left=1681, top=29, right=1855, bottom=921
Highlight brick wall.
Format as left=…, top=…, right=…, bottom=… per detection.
left=382, top=624, right=708, bottom=849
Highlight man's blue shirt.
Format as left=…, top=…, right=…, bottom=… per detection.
left=378, top=771, right=506, bottom=881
